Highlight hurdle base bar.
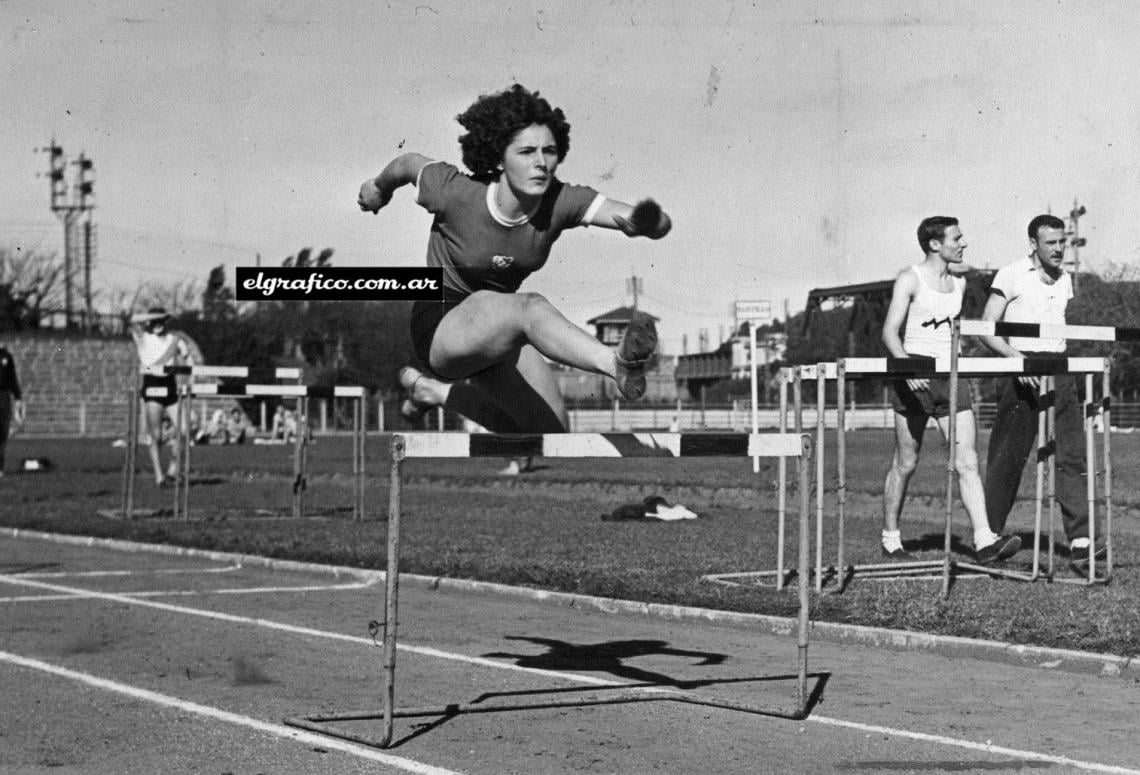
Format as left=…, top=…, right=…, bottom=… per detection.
left=96, top=508, right=165, bottom=521
left=701, top=558, right=1034, bottom=590
left=283, top=676, right=824, bottom=750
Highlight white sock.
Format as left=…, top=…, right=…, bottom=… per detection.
left=974, top=529, right=1000, bottom=549
left=1070, top=537, right=1090, bottom=550
left=882, top=529, right=903, bottom=552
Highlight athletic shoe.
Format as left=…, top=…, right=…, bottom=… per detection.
left=1070, top=543, right=1108, bottom=576
left=614, top=313, right=657, bottom=400
left=974, top=534, right=1022, bottom=565
left=880, top=546, right=915, bottom=561
left=398, top=366, right=433, bottom=421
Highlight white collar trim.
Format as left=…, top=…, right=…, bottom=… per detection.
left=487, top=181, right=533, bottom=227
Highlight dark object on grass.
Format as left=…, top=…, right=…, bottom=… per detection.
left=20, top=457, right=54, bottom=472
left=601, top=495, right=699, bottom=522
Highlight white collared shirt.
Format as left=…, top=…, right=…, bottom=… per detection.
left=989, top=256, right=1072, bottom=352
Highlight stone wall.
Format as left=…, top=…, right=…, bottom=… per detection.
left=4, top=333, right=137, bottom=436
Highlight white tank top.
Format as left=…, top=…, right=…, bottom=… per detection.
left=902, top=265, right=963, bottom=359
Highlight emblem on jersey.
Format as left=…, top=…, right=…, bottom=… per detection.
left=491, top=254, right=515, bottom=270
left=921, top=316, right=953, bottom=330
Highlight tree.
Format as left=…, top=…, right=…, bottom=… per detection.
left=131, top=277, right=202, bottom=316
left=282, top=247, right=334, bottom=268
left=202, top=264, right=235, bottom=322
left=0, top=245, right=65, bottom=330
left=1068, top=264, right=1140, bottom=396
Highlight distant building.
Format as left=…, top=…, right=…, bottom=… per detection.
left=674, top=323, right=785, bottom=399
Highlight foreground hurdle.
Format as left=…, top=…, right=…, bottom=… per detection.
left=285, top=431, right=815, bottom=750
left=120, top=366, right=366, bottom=521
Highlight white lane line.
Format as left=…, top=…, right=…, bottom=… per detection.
left=0, top=575, right=619, bottom=686
left=808, top=716, right=1140, bottom=774
left=0, top=649, right=465, bottom=775
left=15, top=564, right=243, bottom=578
left=0, top=580, right=375, bottom=604
left=1, top=575, right=1134, bottom=773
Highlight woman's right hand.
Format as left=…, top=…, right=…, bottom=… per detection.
left=358, top=178, right=392, bottom=213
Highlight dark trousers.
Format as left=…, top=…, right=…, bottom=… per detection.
left=984, top=372, right=1091, bottom=541
left=0, top=392, right=10, bottom=471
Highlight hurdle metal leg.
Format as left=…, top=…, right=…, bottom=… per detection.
left=292, top=396, right=307, bottom=519
left=172, top=382, right=191, bottom=521
left=120, top=384, right=140, bottom=520
left=815, top=364, right=827, bottom=592
left=1051, top=371, right=1112, bottom=586
left=353, top=396, right=366, bottom=522
left=835, top=361, right=846, bottom=588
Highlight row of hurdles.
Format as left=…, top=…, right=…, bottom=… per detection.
left=713, top=317, right=1118, bottom=595
left=119, top=364, right=367, bottom=521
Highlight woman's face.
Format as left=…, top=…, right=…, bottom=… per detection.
left=500, top=124, right=559, bottom=199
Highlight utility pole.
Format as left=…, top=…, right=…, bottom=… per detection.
left=625, top=274, right=642, bottom=311
left=39, top=140, right=96, bottom=329
left=1067, top=200, right=1087, bottom=293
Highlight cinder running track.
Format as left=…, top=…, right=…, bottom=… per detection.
left=2, top=530, right=1138, bottom=775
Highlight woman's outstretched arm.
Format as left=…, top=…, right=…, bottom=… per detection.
left=589, top=197, right=672, bottom=239
left=357, top=152, right=435, bottom=213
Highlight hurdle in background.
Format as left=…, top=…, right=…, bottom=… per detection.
left=284, top=431, right=815, bottom=750
left=835, top=352, right=1112, bottom=594
left=707, top=354, right=1111, bottom=595
left=958, top=318, right=1124, bottom=585
left=122, top=367, right=367, bottom=522
left=121, top=365, right=302, bottom=520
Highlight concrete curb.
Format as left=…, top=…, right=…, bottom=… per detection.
left=5, top=527, right=1137, bottom=679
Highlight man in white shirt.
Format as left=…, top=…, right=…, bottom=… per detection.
left=980, top=214, right=1102, bottom=575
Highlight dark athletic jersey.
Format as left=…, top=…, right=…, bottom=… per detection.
left=415, top=161, right=603, bottom=295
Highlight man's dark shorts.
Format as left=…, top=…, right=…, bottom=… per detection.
left=890, top=377, right=972, bottom=419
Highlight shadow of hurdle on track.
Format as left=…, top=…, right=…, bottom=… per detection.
left=285, top=635, right=831, bottom=749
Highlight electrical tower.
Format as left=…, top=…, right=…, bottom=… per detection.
left=1067, top=199, right=1087, bottom=293
left=39, top=140, right=96, bottom=329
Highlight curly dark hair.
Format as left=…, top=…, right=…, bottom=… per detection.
left=456, top=84, right=571, bottom=180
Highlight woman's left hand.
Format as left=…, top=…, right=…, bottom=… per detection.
left=613, top=199, right=670, bottom=239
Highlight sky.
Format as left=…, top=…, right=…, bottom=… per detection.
left=3, top=0, right=1140, bottom=355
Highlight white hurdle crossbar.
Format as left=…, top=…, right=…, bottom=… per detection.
left=284, top=431, right=815, bottom=750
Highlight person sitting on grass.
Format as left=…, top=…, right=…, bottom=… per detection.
left=226, top=406, right=248, bottom=445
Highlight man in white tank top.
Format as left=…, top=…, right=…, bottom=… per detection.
left=880, top=216, right=1021, bottom=565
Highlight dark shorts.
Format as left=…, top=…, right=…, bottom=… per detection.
left=409, top=289, right=467, bottom=368
left=890, top=377, right=972, bottom=419
left=141, top=373, right=178, bottom=407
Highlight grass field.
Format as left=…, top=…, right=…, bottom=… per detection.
left=2, top=429, right=1137, bottom=657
